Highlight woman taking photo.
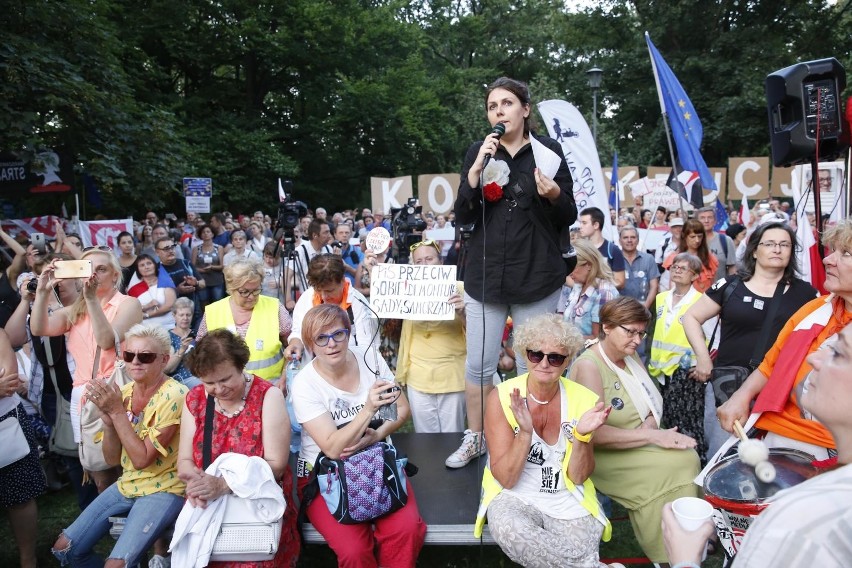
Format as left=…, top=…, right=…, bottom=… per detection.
left=165, top=297, right=200, bottom=389
left=127, top=254, right=177, bottom=330
left=30, top=248, right=143, bottom=492
left=198, top=259, right=291, bottom=383
left=561, top=239, right=619, bottom=340
left=176, top=329, right=299, bottom=567
left=683, top=222, right=817, bottom=457
left=450, top=76, right=576, bottom=469
left=51, top=324, right=188, bottom=567
left=191, top=224, right=226, bottom=304
left=662, top=219, right=717, bottom=293
left=116, top=231, right=138, bottom=293
left=291, top=304, right=425, bottom=567
left=476, top=314, right=612, bottom=568
left=570, top=297, right=700, bottom=564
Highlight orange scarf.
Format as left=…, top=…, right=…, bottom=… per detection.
left=312, top=279, right=352, bottom=311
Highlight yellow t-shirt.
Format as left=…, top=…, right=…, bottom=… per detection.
left=117, top=378, right=188, bottom=498
left=396, top=281, right=466, bottom=394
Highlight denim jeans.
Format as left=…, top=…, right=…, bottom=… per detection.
left=53, top=482, right=184, bottom=567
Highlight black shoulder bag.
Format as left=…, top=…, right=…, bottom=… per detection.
left=710, top=279, right=785, bottom=407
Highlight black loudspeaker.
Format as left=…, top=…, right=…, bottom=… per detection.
left=765, top=58, right=847, bottom=167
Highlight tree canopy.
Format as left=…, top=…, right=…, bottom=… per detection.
left=1, top=0, right=849, bottom=217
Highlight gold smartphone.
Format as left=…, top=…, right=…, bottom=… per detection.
left=54, top=260, right=93, bottom=279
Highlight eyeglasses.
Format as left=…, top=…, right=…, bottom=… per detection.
left=236, top=288, right=262, bottom=298
left=315, top=328, right=350, bottom=347
left=122, top=351, right=159, bottom=364
left=618, top=325, right=648, bottom=340
left=409, top=239, right=441, bottom=254
left=83, top=245, right=112, bottom=252
left=758, top=241, right=792, bottom=250
left=526, top=350, right=569, bottom=366
left=670, top=265, right=694, bottom=274
left=157, top=244, right=177, bottom=252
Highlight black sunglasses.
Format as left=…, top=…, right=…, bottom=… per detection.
left=83, top=245, right=112, bottom=252
left=526, top=350, right=568, bottom=366
left=122, top=351, right=159, bottom=364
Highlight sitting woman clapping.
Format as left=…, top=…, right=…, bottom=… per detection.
left=51, top=324, right=188, bottom=567
left=476, top=313, right=613, bottom=568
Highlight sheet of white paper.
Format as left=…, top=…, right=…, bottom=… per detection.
left=531, top=136, right=561, bottom=180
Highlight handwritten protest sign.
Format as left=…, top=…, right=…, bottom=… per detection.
left=369, top=263, right=457, bottom=320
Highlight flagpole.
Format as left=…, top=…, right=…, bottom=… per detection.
left=646, top=32, right=692, bottom=213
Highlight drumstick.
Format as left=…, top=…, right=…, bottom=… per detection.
left=733, top=419, right=748, bottom=442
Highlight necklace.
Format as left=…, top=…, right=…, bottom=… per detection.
left=216, top=374, right=252, bottom=418
left=526, top=379, right=560, bottom=405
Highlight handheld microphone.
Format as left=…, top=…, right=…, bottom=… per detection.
left=482, top=122, right=506, bottom=168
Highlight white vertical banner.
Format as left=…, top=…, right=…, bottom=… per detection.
left=537, top=100, right=611, bottom=236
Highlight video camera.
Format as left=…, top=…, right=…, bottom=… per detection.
left=390, top=197, right=427, bottom=263
left=273, top=180, right=308, bottom=257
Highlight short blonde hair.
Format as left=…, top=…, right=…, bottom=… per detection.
left=513, top=313, right=584, bottom=360
left=823, top=219, right=852, bottom=252
left=224, top=259, right=264, bottom=294
left=124, top=323, right=171, bottom=354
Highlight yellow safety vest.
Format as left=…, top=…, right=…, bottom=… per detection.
left=205, top=295, right=285, bottom=381
left=474, top=374, right=612, bottom=541
left=648, top=290, right=703, bottom=379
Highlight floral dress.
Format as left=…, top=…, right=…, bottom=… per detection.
left=187, top=378, right=299, bottom=567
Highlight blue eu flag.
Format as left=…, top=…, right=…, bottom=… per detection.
left=646, top=34, right=717, bottom=192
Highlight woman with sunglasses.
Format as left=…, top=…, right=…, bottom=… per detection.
left=396, top=239, right=466, bottom=433
left=175, top=329, right=300, bottom=568
left=197, top=259, right=291, bottom=385
left=661, top=219, right=717, bottom=293
left=51, top=324, right=188, bottom=567
left=291, top=304, right=425, bottom=567
left=570, top=297, right=700, bottom=564
left=561, top=239, right=619, bottom=341
left=31, top=248, right=143, bottom=493
left=476, top=314, right=613, bottom=568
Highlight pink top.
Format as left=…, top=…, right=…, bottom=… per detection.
left=66, top=293, right=132, bottom=388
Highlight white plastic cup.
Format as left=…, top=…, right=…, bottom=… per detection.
left=671, top=497, right=714, bottom=531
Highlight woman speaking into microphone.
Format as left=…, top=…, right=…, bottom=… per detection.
left=449, top=77, right=576, bottom=469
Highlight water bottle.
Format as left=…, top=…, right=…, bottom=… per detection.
left=285, top=354, right=302, bottom=453
left=678, top=349, right=693, bottom=371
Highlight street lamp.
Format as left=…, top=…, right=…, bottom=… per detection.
left=586, top=67, right=603, bottom=143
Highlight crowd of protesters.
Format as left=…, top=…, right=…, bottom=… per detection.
left=0, top=75, right=845, bottom=567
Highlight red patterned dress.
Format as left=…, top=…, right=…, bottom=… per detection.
left=187, top=378, right=300, bottom=567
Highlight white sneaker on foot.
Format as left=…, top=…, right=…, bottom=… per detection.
left=445, top=429, right=485, bottom=468
left=148, top=554, right=170, bottom=568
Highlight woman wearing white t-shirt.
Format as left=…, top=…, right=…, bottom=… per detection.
left=222, top=229, right=260, bottom=267
left=290, top=304, right=425, bottom=567
left=128, top=254, right=176, bottom=330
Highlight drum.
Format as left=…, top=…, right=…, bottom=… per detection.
left=702, top=448, right=819, bottom=558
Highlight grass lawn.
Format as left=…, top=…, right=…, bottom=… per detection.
left=0, top=483, right=724, bottom=567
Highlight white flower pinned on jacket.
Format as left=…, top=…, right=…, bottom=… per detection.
left=481, top=159, right=510, bottom=202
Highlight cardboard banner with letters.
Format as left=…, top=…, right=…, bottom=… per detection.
left=416, top=174, right=459, bottom=215
left=369, top=263, right=457, bottom=320
left=370, top=176, right=413, bottom=214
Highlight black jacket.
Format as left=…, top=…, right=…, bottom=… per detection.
left=454, top=133, right=576, bottom=304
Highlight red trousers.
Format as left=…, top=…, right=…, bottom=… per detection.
left=298, top=475, right=426, bottom=568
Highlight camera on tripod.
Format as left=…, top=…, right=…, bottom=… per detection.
left=390, top=198, right=427, bottom=263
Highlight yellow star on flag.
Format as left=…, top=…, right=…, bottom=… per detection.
left=684, top=111, right=692, bottom=120
left=678, top=99, right=686, bottom=108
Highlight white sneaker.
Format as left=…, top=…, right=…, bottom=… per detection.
left=445, top=429, right=485, bottom=468
left=148, top=555, right=170, bottom=568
